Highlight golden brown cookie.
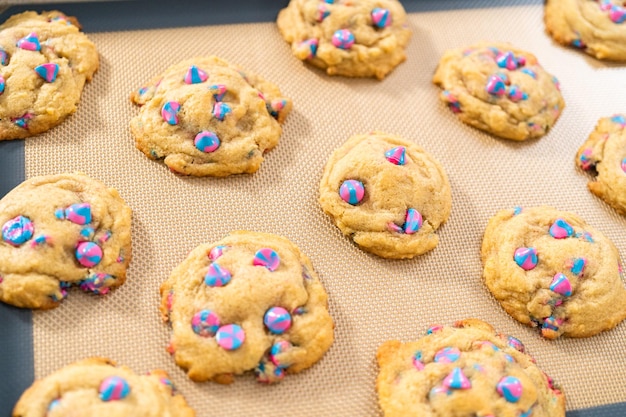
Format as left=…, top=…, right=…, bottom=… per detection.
left=433, top=42, right=564, bottom=141
left=160, top=231, right=334, bottom=384
left=277, top=0, right=411, bottom=79
left=481, top=206, right=626, bottom=338
left=13, top=357, right=195, bottom=417
left=576, top=114, right=626, bottom=215
left=0, top=173, right=132, bottom=309
left=130, top=56, right=292, bottom=177
left=319, top=131, right=451, bottom=259
left=545, top=0, right=626, bottom=61
left=377, top=319, right=565, bottom=417
left=0, top=11, right=99, bottom=140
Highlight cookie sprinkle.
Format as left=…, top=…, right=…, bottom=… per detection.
left=299, top=38, right=319, bottom=59
left=75, top=241, right=103, bottom=267
left=550, top=273, right=572, bottom=297
left=184, top=65, right=208, bottom=84
left=194, top=131, right=220, bottom=153
left=264, top=307, right=292, bottom=334
left=339, top=179, right=365, bottom=205
left=270, top=340, right=293, bottom=368
left=385, top=146, right=406, bottom=165
left=191, top=310, right=220, bottom=337
left=79, top=273, right=112, bottom=295
left=402, top=208, right=423, bottom=234
left=497, top=376, right=523, bottom=402
left=316, top=4, right=330, bottom=22
left=209, top=245, right=228, bottom=261
left=549, top=218, right=574, bottom=239
left=34, top=63, right=60, bottom=83
left=212, top=102, right=231, bottom=121
left=205, top=263, right=232, bottom=287
left=65, top=203, right=92, bottom=225
left=371, top=8, right=392, bottom=28
left=216, top=324, right=245, bottom=350
left=17, top=32, right=41, bottom=51
left=434, top=347, right=461, bottom=364
left=514, top=247, right=538, bottom=270
left=161, top=101, right=181, bottom=125
left=443, top=367, right=471, bottom=389
left=99, top=376, right=130, bottom=401
left=253, top=248, right=280, bottom=271
left=2, top=215, right=34, bottom=247
left=332, top=29, right=355, bottom=49
left=486, top=74, right=507, bottom=96
left=207, top=85, right=227, bottom=103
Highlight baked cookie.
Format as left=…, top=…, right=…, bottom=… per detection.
left=545, top=0, right=626, bottom=61
left=319, top=132, right=451, bottom=259
left=277, top=0, right=411, bottom=79
left=0, top=11, right=99, bottom=140
left=130, top=56, right=292, bottom=177
left=377, top=319, right=565, bottom=417
left=13, top=357, right=194, bottom=417
left=481, top=206, right=626, bottom=338
left=0, top=173, right=132, bottom=309
left=160, top=231, right=334, bottom=384
left=433, top=42, right=564, bottom=141
left=576, top=114, right=626, bottom=215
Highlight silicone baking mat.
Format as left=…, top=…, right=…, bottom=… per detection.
left=1, top=0, right=626, bottom=415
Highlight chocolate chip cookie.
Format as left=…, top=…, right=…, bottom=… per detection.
left=0, top=173, right=132, bottom=309
left=576, top=114, right=626, bottom=215
left=277, top=0, right=411, bottom=79
left=377, top=319, right=565, bottom=417
left=160, top=231, right=334, bottom=384
left=481, top=206, right=626, bottom=338
left=545, top=0, right=626, bottom=61
left=130, top=56, right=292, bottom=176
left=319, top=131, right=451, bottom=259
left=13, top=358, right=194, bottom=417
left=0, top=11, right=99, bottom=140
left=433, top=42, right=564, bottom=141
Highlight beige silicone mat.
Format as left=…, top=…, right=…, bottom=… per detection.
left=25, top=3, right=626, bottom=415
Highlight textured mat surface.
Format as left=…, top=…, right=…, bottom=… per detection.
left=20, top=3, right=626, bottom=415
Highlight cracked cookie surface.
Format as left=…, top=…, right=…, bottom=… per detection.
left=576, top=114, right=626, bottom=215
left=377, top=319, right=565, bottom=417
left=319, top=131, right=451, bottom=259
left=13, top=357, right=194, bottom=417
left=433, top=42, right=564, bottom=141
left=0, top=10, right=98, bottom=140
left=130, top=56, right=292, bottom=177
left=481, top=206, right=626, bottom=338
left=160, top=231, right=334, bottom=384
left=545, top=0, right=626, bottom=61
left=0, top=173, right=132, bottom=309
left=277, top=0, right=411, bottom=79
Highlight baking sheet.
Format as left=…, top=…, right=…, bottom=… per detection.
left=2, top=0, right=626, bottom=415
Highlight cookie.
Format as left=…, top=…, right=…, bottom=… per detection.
left=0, top=11, right=99, bottom=140
left=481, top=206, right=626, bottom=338
left=277, top=0, right=411, bottom=79
left=13, top=357, right=194, bottom=417
left=576, top=114, right=626, bottom=215
left=319, top=132, right=451, bottom=259
left=160, top=231, right=334, bottom=384
left=545, top=0, right=626, bottom=61
left=130, top=56, right=292, bottom=176
left=376, top=319, right=565, bottom=417
left=433, top=42, right=564, bottom=141
left=0, top=173, right=132, bottom=309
